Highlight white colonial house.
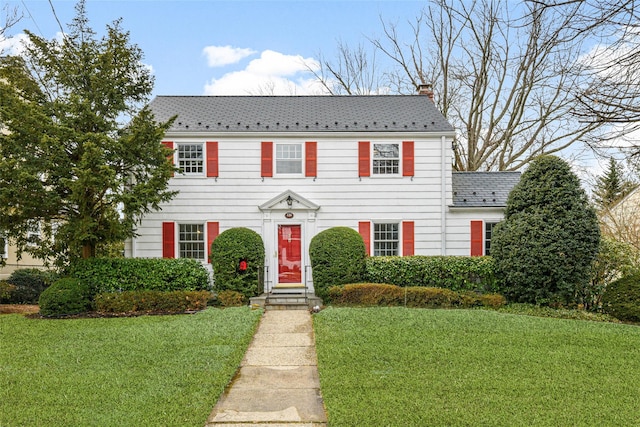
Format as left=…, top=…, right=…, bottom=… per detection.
left=126, top=87, right=519, bottom=293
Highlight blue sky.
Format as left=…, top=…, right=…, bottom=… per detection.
left=3, top=0, right=425, bottom=97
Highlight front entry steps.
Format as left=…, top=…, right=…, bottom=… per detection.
left=250, top=284, right=323, bottom=310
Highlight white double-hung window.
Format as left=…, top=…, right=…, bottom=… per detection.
left=372, top=143, right=400, bottom=175
left=178, top=224, right=205, bottom=260
left=177, top=143, right=204, bottom=175
left=275, top=143, right=303, bottom=175
left=373, top=223, right=399, bottom=256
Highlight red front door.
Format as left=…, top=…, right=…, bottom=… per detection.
left=278, top=224, right=302, bottom=283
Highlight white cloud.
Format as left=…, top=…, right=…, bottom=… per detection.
left=203, top=49, right=327, bottom=95
left=202, top=45, right=256, bottom=67
left=0, top=33, right=29, bottom=56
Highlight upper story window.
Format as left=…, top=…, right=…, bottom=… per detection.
left=373, top=144, right=399, bottom=175
left=177, top=143, right=204, bottom=175
left=374, top=223, right=399, bottom=256
left=178, top=223, right=205, bottom=260
left=276, top=143, right=303, bottom=175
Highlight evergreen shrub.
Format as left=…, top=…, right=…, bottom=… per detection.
left=365, top=255, right=497, bottom=293
left=39, top=278, right=92, bottom=317
left=5, top=268, right=57, bottom=304
left=68, top=258, right=209, bottom=294
left=94, top=290, right=210, bottom=314
left=210, top=227, right=265, bottom=299
left=216, top=290, right=246, bottom=307
left=328, top=283, right=506, bottom=308
left=309, top=227, right=366, bottom=302
left=601, top=272, right=640, bottom=322
left=491, top=156, right=600, bottom=305
left=0, top=280, right=16, bottom=301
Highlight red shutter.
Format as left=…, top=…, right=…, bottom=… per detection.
left=162, top=222, right=175, bottom=259
left=358, top=141, right=370, bottom=177
left=470, top=220, right=484, bottom=256
left=207, top=221, right=219, bottom=262
left=206, top=141, right=218, bottom=178
left=403, top=141, right=414, bottom=177
left=162, top=141, right=174, bottom=177
left=305, top=141, right=317, bottom=177
left=261, top=141, right=273, bottom=177
left=359, top=221, right=371, bottom=256
left=402, top=221, right=415, bottom=256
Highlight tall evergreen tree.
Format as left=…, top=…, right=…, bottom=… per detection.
left=491, top=156, right=600, bottom=305
left=593, top=158, right=635, bottom=209
left=0, top=1, right=176, bottom=266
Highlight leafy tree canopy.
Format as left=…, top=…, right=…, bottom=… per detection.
left=491, top=156, right=600, bottom=305
left=0, top=1, right=176, bottom=267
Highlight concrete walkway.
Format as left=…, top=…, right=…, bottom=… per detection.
left=205, top=310, right=328, bottom=427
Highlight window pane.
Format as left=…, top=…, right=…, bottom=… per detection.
left=179, top=224, right=205, bottom=260
left=178, top=144, right=204, bottom=174
left=373, top=223, right=399, bottom=256
left=373, top=144, right=399, bottom=175
left=276, top=144, right=302, bottom=174
left=485, top=222, right=497, bottom=256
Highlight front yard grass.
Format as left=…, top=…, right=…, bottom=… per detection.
left=0, top=307, right=261, bottom=426
left=313, top=307, right=640, bottom=426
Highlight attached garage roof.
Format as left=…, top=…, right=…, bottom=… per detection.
left=148, top=95, right=454, bottom=134
left=452, top=171, right=521, bottom=208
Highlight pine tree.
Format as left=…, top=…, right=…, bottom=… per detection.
left=593, top=158, right=635, bottom=209
left=0, top=1, right=176, bottom=266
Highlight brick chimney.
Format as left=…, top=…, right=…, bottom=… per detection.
left=417, top=83, right=434, bottom=102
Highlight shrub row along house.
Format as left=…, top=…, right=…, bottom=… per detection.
left=125, top=86, right=520, bottom=293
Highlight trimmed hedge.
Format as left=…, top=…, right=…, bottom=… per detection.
left=94, top=290, right=210, bottom=314
left=210, top=227, right=265, bottom=299
left=310, top=227, right=366, bottom=302
left=216, top=290, right=246, bottom=307
left=328, top=283, right=506, bottom=308
left=39, top=278, right=93, bottom=317
left=67, top=258, right=210, bottom=294
left=601, top=272, right=640, bottom=322
left=5, top=268, right=57, bottom=304
left=365, top=256, right=498, bottom=293
left=0, top=280, right=16, bottom=301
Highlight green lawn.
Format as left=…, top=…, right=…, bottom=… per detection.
left=313, top=307, right=640, bottom=426
left=0, top=308, right=261, bottom=426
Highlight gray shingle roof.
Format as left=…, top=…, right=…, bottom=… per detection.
left=148, top=95, right=454, bottom=133
left=452, top=172, right=521, bottom=207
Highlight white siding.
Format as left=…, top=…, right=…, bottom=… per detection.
left=445, top=208, right=505, bottom=256
left=130, top=133, right=453, bottom=274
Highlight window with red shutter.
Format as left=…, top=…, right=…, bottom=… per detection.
left=359, top=221, right=371, bottom=256
left=206, top=141, right=218, bottom=178
left=470, top=220, right=484, bottom=256
left=403, top=141, right=414, bottom=177
left=305, top=141, right=317, bottom=177
left=161, top=141, right=174, bottom=177
left=261, top=141, right=273, bottom=177
left=162, top=222, right=175, bottom=258
left=358, top=141, right=370, bottom=177
left=402, top=221, right=415, bottom=256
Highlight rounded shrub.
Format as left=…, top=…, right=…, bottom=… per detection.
left=309, top=226, right=366, bottom=302
left=601, top=272, right=640, bottom=322
left=491, top=156, right=600, bottom=305
left=38, top=278, right=93, bottom=317
left=6, top=268, right=57, bottom=304
left=210, top=227, right=265, bottom=299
